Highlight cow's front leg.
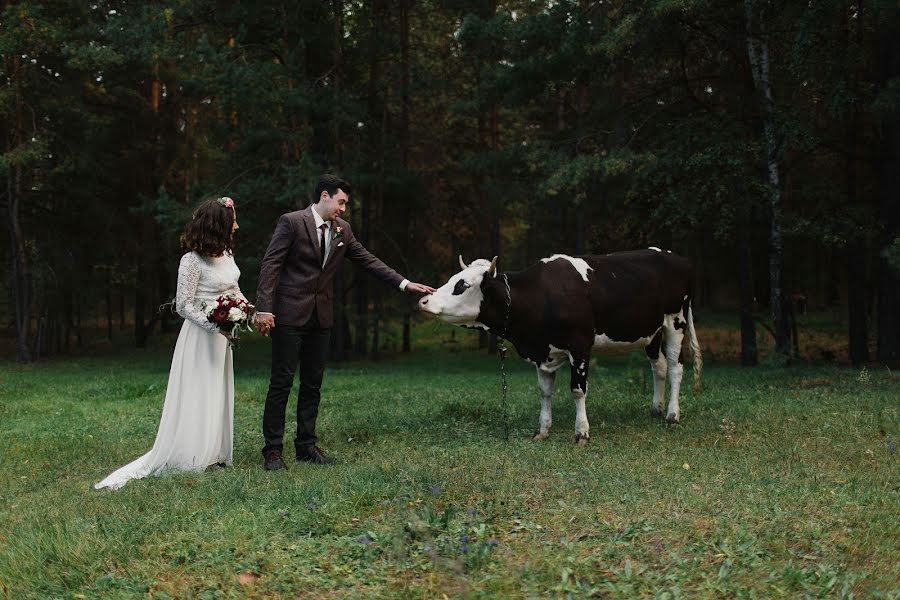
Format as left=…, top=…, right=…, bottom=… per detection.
left=532, top=367, right=555, bottom=440
left=570, top=354, right=590, bottom=445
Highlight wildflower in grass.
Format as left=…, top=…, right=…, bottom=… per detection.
left=430, top=485, right=442, bottom=496
left=858, top=366, right=871, bottom=385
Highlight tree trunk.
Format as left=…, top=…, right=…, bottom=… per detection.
left=488, top=102, right=500, bottom=355
left=106, top=271, right=113, bottom=341
left=848, top=240, right=869, bottom=365
left=332, top=0, right=344, bottom=168
left=7, top=54, right=31, bottom=362
left=846, top=0, right=869, bottom=366
left=745, top=0, right=789, bottom=356
left=8, top=165, right=30, bottom=362
left=400, top=0, right=413, bottom=354
left=355, top=0, right=383, bottom=357
left=329, top=0, right=347, bottom=362
left=877, top=2, right=900, bottom=363
left=119, top=290, right=126, bottom=330
left=738, top=213, right=758, bottom=366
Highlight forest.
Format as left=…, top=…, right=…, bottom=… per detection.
left=3, top=0, right=899, bottom=365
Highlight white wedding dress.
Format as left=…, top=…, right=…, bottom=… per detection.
left=95, top=251, right=244, bottom=490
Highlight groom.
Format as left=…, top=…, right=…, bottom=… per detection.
left=253, top=174, right=434, bottom=471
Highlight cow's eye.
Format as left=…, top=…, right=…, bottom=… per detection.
left=452, top=280, right=470, bottom=295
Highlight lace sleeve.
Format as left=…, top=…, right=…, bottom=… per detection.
left=175, top=253, right=218, bottom=332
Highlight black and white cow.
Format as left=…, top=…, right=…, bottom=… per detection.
left=418, top=249, right=702, bottom=443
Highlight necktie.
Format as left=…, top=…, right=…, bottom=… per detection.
left=319, top=223, right=327, bottom=265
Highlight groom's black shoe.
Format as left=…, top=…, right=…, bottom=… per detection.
left=264, top=450, right=287, bottom=471
left=296, top=445, right=336, bottom=465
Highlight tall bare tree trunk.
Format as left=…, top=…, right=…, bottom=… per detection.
left=745, top=0, right=789, bottom=357
left=877, top=2, right=900, bottom=363
left=400, top=0, right=413, bottom=354
left=136, top=56, right=162, bottom=348
left=8, top=167, right=30, bottom=362
left=330, top=0, right=348, bottom=362
left=846, top=0, right=869, bottom=366
left=356, top=0, right=384, bottom=357
left=738, top=211, right=758, bottom=365
left=7, top=54, right=31, bottom=362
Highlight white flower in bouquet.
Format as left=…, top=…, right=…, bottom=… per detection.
left=228, top=307, right=245, bottom=322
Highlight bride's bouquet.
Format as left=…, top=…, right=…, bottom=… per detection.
left=205, top=294, right=255, bottom=345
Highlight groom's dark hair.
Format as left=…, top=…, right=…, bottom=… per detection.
left=314, top=174, right=351, bottom=203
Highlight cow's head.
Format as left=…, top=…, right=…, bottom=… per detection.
left=419, top=255, right=497, bottom=325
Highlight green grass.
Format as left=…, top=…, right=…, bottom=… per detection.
left=1, top=337, right=898, bottom=598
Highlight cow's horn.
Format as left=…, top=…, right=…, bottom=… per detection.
left=489, top=256, right=498, bottom=277
left=458, top=255, right=468, bottom=270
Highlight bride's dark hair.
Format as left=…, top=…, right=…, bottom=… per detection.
left=180, top=198, right=235, bottom=256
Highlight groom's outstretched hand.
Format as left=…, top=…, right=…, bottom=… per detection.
left=254, top=312, right=275, bottom=336
left=405, top=282, right=436, bottom=295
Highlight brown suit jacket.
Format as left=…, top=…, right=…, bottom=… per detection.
left=256, top=206, right=404, bottom=328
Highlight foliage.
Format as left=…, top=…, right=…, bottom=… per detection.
left=1, top=0, right=897, bottom=360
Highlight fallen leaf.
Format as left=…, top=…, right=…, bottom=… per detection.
left=683, top=463, right=690, bottom=470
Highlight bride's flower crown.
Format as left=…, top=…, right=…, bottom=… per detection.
left=217, top=197, right=235, bottom=208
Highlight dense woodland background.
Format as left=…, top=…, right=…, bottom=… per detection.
left=2, top=0, right=899, bottom=365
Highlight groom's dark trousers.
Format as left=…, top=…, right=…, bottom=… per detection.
left=262, top=311, right=330, bottom=456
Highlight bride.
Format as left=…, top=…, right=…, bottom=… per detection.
left=96, top=197, right=245, bottom=490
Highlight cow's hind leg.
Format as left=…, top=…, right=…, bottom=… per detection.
left=663, top=315, right=686, bottom=424
left=532, top=367, right=555, bottom=440
left=645, top=329, right=667, bottom=417
left=569, top=352, right=591, bottom=445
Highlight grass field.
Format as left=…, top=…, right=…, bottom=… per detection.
left=1, top=328, right=898, bottom=598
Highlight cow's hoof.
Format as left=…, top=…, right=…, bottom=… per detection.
left=574, top=433, right=589, bottom=445
left=666, top=413, right=680, bottom=425
left=532, top=431, right=549, bottom=441
left=651, top=407, right=664, bottom=417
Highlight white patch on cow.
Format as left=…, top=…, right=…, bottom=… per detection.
left=540, top=254, right=592, bottom=282
left=649, top=246, right=662, bottom=252
left=592, top=330, right=658, bottom=354
left=539, top=347, right=570, bottom=373
left=418, top=259, right=492, bottom=325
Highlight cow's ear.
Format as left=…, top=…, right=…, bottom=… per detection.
left=489, top=256, right=498, bottom=277
left=458, top=255, right=468, bottom=270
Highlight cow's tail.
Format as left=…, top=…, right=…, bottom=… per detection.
left=685, top=299, right=703, bottom=393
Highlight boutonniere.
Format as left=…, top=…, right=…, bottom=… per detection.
left=333, top=226, right=344, bottom=239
